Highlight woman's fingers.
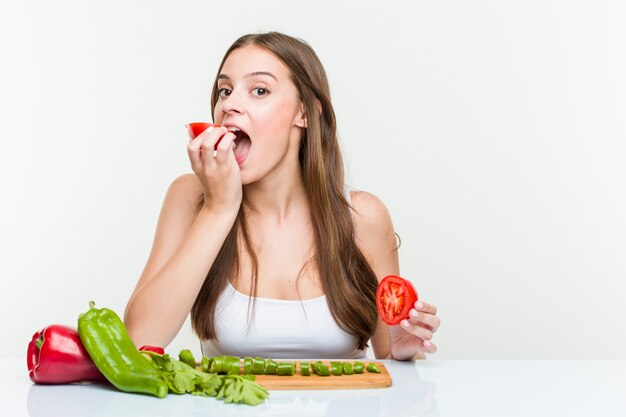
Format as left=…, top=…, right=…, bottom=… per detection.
left=214, top=132, right=237, bottom=164
left=408, top=307, right=441, bottom=333
left=406, top=300, right=440, bottom=332
left=392, top=299, right=440, bottom=356
left=398, top=298, right=441, bottom=350
left=198, top=127, right=227, bottom=163
left=400, top=318, right=433, bottom=341
left=415, top=300, right=437, bottom=316
left=187, top=126, right=236, bottom=168
left=187, top=126, right=216, bottom=168
left=421, top=339, right=437, bottom=354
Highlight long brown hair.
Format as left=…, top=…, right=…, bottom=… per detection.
left=191, top=32, right=378, bottom=350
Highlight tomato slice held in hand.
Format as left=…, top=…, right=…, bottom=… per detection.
left=376, top=275, right=419, bottom=325
left=186, top=122, right=219, bottom=139
left=186, top=122, right=228, bottom=150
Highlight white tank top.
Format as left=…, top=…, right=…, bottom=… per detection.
left=200, top=282, right=366, bottom=359
left=200, top=185, right=366, bottom=359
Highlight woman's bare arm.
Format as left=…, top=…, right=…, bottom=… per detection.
left=123, top=173, right=238, bottom=347
left=351, top=191, right=426, bottom=360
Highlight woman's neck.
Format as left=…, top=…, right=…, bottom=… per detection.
left=243, top=173, right=308, bottom=225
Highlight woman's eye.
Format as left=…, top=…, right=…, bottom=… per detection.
left=218, top=88, right=231, bottom=97
left=252, top=87, right=269, bottom=97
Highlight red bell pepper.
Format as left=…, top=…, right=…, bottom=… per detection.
left=27, top=324, right=106, bottom=384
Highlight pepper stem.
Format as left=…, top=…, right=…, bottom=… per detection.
left=89, top=300, right=95, bottom=309
left=35, top=335, right=44, bottom=350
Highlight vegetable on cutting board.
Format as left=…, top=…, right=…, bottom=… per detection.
left=366, top=363, right=381, bottom=373
left=142, top=351, right=269, bottom=406
left=376, top=275, right=419, bottom=325
left=27, top=324, right=105, bottom=384
left=199, top=355, right=382, bottom=377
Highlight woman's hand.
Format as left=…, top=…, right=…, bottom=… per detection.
left=388, top=300, right=440, bottom=360
left=187, top=126, right=242, bottom=214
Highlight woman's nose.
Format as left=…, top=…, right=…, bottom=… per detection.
left=220, top=91, right=245, bottom=117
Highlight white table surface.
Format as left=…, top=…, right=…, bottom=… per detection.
left=2, top=358, right=625, bottom=417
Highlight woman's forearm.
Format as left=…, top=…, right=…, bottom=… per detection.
left=124, top=207, right=237, bottom=347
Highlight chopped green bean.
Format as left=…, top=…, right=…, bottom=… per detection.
left=201, top=356, right=212, bottom=373
left=331, top=362, right=342, bottom=376
left=209, top=356, right=225, bottom=373
left=353, top=361, right=364, bottom=374
left=342, top=362, right=353, bottom=375
left=252, top=357, right=266, bottom=375
left=366, top=362, right=381, bottom=373
left=229, top=356, right=241, bottom=375
left=314, top=361, right=330, bottom=376
left=243, top=357, right=253, bottom=375
left=300, top=361, right=310, bottom=376
left=264, top=359, right=278, bottom=375
left=276, top=362, right=296, bottom=376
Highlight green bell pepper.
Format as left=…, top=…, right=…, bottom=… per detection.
left=77, top=301, right=168, bottom=398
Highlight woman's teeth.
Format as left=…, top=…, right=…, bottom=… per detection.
left=227, top=127, right=240, bottom=148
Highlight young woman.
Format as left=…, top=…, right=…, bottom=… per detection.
left=124, top=32, right=440, bottom=360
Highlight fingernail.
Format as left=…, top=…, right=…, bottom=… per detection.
left=409, top=309, right=418, bottom=318
left=416, top=301, right=424, bottom=309
left=401, top=320, right=409, bottom=328
left=424, top=340, right=432, bottom=348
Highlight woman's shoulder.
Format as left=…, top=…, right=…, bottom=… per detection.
left=165, top=173, right=204, bottom=211
left=169, top=172, right=201, bottom=190
left=351, top=191, right=398, bottom=279
left=349, top=190, right=391, bottom=220
left=349, top=190, right=394, bottom=238
left=349, top=189, right=397, bottom=267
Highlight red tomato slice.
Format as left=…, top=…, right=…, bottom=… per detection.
left=376, top=275, right=418, bottom=325
left=186, top=122, right=228, bottom=150
left=186, top=122, right=219, bottom=139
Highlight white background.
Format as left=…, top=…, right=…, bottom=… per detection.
left=1, top=0, right=625, bottom=360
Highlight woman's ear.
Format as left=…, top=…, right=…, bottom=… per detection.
left=294, top=99, right=322, bottom=128
left=295, top=102, right=308, bottom=128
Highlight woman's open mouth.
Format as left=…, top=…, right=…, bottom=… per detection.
left=227, top=126, right=251, bottom=164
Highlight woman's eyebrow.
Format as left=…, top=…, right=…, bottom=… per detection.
left=217, top=71, right=278, bottom=82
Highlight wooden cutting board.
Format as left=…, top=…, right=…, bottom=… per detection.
left=246, top=361, right=392, bottom=390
